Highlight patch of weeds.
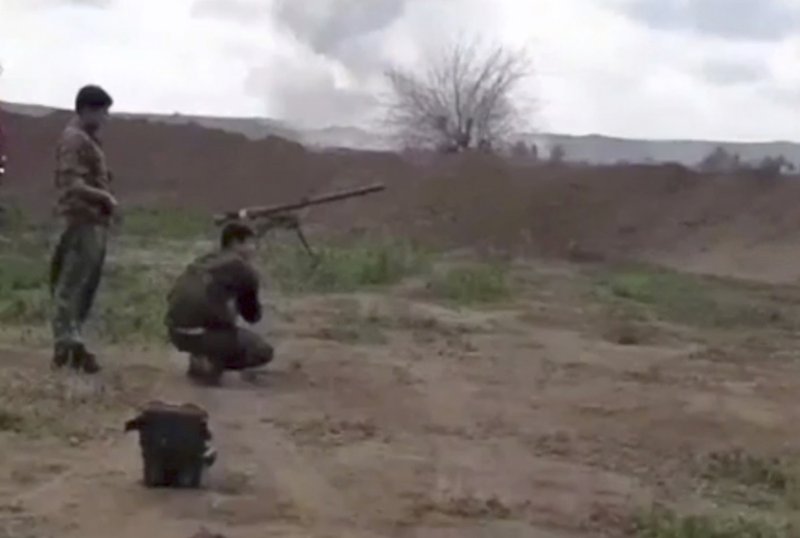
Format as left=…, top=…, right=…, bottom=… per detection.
left=599, top=301, right=660, bottom=346
left=700, top=449, right=800, bottom=508
left=634, top=505, right=793, bottom=538
left=603, top=321, right=651, bottom=346
left=0, top=230, right=181, bottom=344
left=88, top=262, right=176, bottom=344
left=704, top=449, right=794, bottom=492
left=0, top=203, right=31, bottom=235
left=0, top=255, right=47, bottom=293
left=0, top=410, right=26, bottom=433
left=264, top=239, right=428, bottom=293
left=427, top=263, right=511, bottom=305
left=120, top=206, right=209, bottom=240
left=593, top=265, right=789, bottom=330
left=398, top=314, right=458, bottom=344
left=408, top=493, right=529, bottom=521
left=0, top=254, right=49, bottom=325
left=264, top=415, right=380, bottom=448
left=311, top=300, right=388, bottom=345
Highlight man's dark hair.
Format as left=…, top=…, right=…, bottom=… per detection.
left=220, top=222, right=255, bottom=249
left=75, top=85, right=113, bottom=112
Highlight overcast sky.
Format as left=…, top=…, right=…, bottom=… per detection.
left=1, top=0, right=799, bottom=141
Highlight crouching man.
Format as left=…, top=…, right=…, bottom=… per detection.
left=165, top=222, right=273, bottom=385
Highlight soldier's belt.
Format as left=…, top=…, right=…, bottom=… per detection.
left=172, top=327, right=206, bottom=335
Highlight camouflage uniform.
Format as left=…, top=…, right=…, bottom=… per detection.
left=165, top=249, right=273, bottom=382
left=50, top=117, right=113, bottom=362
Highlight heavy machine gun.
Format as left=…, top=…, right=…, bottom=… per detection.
left=213, top=183, right=386, bottom=262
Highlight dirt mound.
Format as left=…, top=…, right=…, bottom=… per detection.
left=4, top=109, right=800, bottom=280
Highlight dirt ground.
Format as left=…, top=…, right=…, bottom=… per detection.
left=0, top=257, right=798, bottom=538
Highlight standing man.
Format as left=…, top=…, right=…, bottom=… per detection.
left=51, top=85, right=117, bottom=373
left=165, top=222, right=274, bottom=386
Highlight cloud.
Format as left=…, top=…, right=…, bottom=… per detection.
left=245, top=53, right=379, bottom=128
left=7, top=0, right=114, bottom=8
left=191, top=0, right=268, bottom=22
left=700, top=58, right=769, bottom=85
left=621, top=0, right=800, bottom=41
left=192, top=0, right=414, bottom=127
left=272, top=0, right=408, bottom=59
left=2, top=0, right=800, bottom=142
left=64, top=0, right=113, bottom=6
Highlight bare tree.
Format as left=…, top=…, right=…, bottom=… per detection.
left=383, top=38, right=534, bottom=152
left=549, top=144, right=565, bottom=163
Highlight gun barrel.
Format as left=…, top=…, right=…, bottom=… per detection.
left=215, top=182, right=386, bottom=223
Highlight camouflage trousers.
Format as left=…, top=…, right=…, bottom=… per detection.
left=168, top=326, right=274, bottom=371
left=50, top=222, right=108, bottom=350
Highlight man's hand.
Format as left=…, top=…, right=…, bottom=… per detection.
left=102, top=191, right=118, bottom=212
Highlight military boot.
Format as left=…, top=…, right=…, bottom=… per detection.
left=51, top=343, right=71, bottom=370
left=71, top=343, right=101, bottom=374
left=187, top=355, right=223, bottom=386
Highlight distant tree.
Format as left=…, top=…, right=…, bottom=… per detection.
left=383, top=37, right=535, bottom=153
left=511, top=140, right=529, bottom=157
left=549, top=144, right=565, bottom=163
left=697, top=146, right=741, bottom=173
left=753, top=154, right=793, bottom=178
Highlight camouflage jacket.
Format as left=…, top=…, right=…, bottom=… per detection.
left=165, top=250, right=262, bottom=331
left=54, top=117, right=113, bottom=225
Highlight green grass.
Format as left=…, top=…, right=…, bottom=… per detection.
left=593, top=265, right=791, bottom=330
left=633, top=452, right=800, bottom=538
left=263, top=239, right=429, bottom=294
left=0, top=410, right=26, bottom=433
left=0, top=237, right=177, bottom=344
left=634, top=506, right=793, bottom=538
left=0, top=209, right=514, bottom=347
left=427, top=263, right=512, bottom=305
left=0, top=230, right=435, bottom=344
left=703, top=450, right=796, bottom=494
left=0, top=202, right=33, bottom=235
left=0, top=252, right=50, bottom=326
left=87, top=261, right=177, bottom=345
left=118, top=206, right=210, bottom=240
left=699, top=449, right=800, bottom=510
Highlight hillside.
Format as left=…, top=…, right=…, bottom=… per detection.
left=527, top=133, right=800, bottom=167
left=3, top=105, right=800, bottom=282
left=4, top=100, right=800, bottom=165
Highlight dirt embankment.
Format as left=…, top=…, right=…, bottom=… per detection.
left=4, top=110, right=800, bottom=281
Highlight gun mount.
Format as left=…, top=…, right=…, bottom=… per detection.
left=214, top=183, right=386, bottom=262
